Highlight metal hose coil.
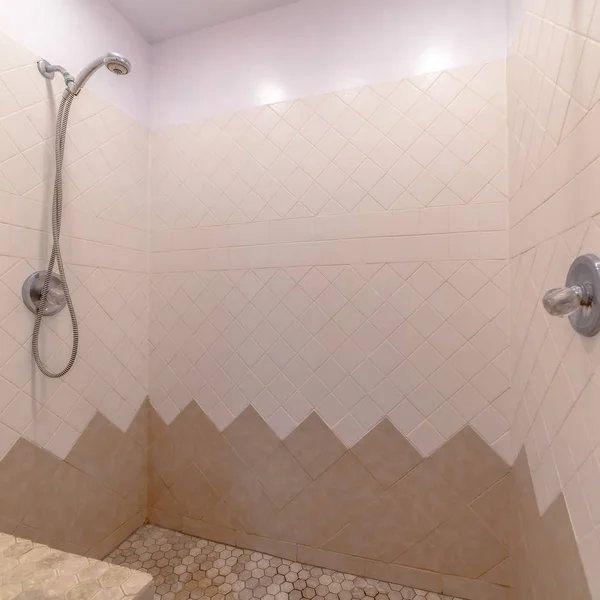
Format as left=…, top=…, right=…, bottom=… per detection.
left=32, top=92, right=79, bottom=378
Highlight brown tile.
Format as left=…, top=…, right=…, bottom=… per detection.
left=297, top=544, right=365, bottom=576
left=427, top=427, right=510, bottom=505
left=364, top=560, right=443, bottom=593
left=181, top=516, right=238, bottom=546
left=480, top=558, right=512, bottom=587
left=0, top=438, right=59, bottom=523
left=470, top=475, right=511, bottom=546
left=147, top=402, right=168, bottom=445
left=148, top=468, right=180, bottom=514
left=169, top=465, right=220, bottom=521
left=202, top=500, right=240, bottom=531
left=274, top=453, right=383, bottom=547
left=389, top=459, right=463, bottom=533
left=352, top=419, right=422, bottom=489
left=105, top=434, right=146, bottom=500
left=398, top=508, right=508, bottom=579
left=544, top=494, right=591, bottom=600
left=511, top=449, right=592, bottom=600
left=324, top=493, right=433, bottom=563
left=442, top=575, right=508, bottom=600
left=237, top=531, right=297, bottom=561
left=0, top=516, right=18, bottom=535
left=91, top=512, right=145, bottom=560
left=224, top=472, right=278, bottom=535
left=147, top=427, right=193, bottom=489
left=66, top=414, right=122, bottom=485
left=125, top=400, right=148, bottom=449
left=64, top=477, right=124, bottom=551
left=223, top=406, right=280, bottom=468
left=21, top=462, right=88, bottom=539
left=284, top=413, right=346, bottom=479
left=252, top=443, right=311, bottom=508
left=148, top=403, right=216, bottom=488
left=199, top=435, right=248, bottom=497
left=315, top=453, right=384, bottom=525
left=147, top=507, right=182, bottom=532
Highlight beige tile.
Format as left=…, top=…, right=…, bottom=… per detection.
left=389, top=459, right=463, bottom=531
left=480, top=558, right=512, bottom=587
left=125, top=400, right=149, bottom=450
left=443, top=574, right=508, bottom=600
left=224, top=472, right=278, bottom=535
left=324, top=493, right=434, bottom=563
left=351, top=419, right=422, bottom=488
left=237, top=531, right=297, bottom=561
left=297, top=544, right=365, bottom=575
left=364, top=560, right=443, bottom=593
left=224, top=406, right=280, bottom=468
left=470, top=474, right=511, bottom=546
left=284, top=412, right=346, bottom=478
left=181, top=516, right=238, bottom=546
left=398, top=508, right=508, bottom=579
left=66, top=414, right=122, bottom=487
left=147, top=508, right=182, bottom=532
left=21, top=462, right=89, bottom=539
left=147, top=403, right=168, bottom=446
left=252, top=443, right=311, bottom=508
left=0, top=438, right=59, bottom=523
left=169, top=464, right=220, bottom=521
left=426, top=427, right=510, bottom=504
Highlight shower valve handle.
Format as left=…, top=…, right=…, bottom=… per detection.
left=542, top=285, right=590, bottom=317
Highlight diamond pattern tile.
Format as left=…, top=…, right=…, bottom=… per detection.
left=107, top=525, right=467, bottom=600
left=149, top=261, right=509, bottom=453
left=150, top=62, right=506, bottom=230
left=0, top=257, right=148, bottom=459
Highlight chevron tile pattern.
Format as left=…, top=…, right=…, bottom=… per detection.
left=150, top=261, right=510, bottom=456
left=147, top=401, right=511, bottom=600
left=0, top=403, right=148, bottom=559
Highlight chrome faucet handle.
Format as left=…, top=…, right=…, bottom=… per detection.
left=540, top=254, right=600, bottom=336
left=542, top=285, right=588, bottom=317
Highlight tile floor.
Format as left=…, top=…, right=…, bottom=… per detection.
left=106, top=525, right=466, bottom=600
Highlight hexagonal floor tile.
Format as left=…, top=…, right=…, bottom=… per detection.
left=106, top=526, right=467, bottom=600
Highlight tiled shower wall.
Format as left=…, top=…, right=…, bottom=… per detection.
left=147, top=61, right=513, bottom=598
left=149, top=60, right=511, bottom=453
left=0, top=32, right=150, bottom=554
left=508, top=0, right=600, bottom=598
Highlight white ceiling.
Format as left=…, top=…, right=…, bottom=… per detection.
left=109, top=0, right=303, bottom=43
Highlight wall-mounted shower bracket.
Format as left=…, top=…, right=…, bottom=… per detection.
left=37, top=60, right=76, bottom=91
left=22, top=271, right=67, bottom=317
left=38, top=60, right=56, bottom=80
left=542, top=254, right=600, bottom=337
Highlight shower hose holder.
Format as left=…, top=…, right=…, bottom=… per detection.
left=22, top=271, right=67, bottom=317
left=542, top=254, right=600, bottom=337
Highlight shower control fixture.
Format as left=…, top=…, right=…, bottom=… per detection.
left=542, top=254, right=600, bottom=337
left=22, top=271, right=67, bottom=317
left=24, top=51, right=132, bottom=379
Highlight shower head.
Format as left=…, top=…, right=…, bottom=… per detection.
left=71, top=52, right=132, bottom=94
left=37, top=52, right=132, bottom=95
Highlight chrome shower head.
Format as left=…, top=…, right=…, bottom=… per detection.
left=71, top=52, right=132, bottom=94
left=37, top=52, right=132, bottom=95
left=103, top=53, right=131, bottom=76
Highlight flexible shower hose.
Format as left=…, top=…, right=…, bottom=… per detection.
left=32, top=91, right=79, bottom=378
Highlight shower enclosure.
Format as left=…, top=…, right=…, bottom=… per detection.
left=0, top=2, right=597, bottom=600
